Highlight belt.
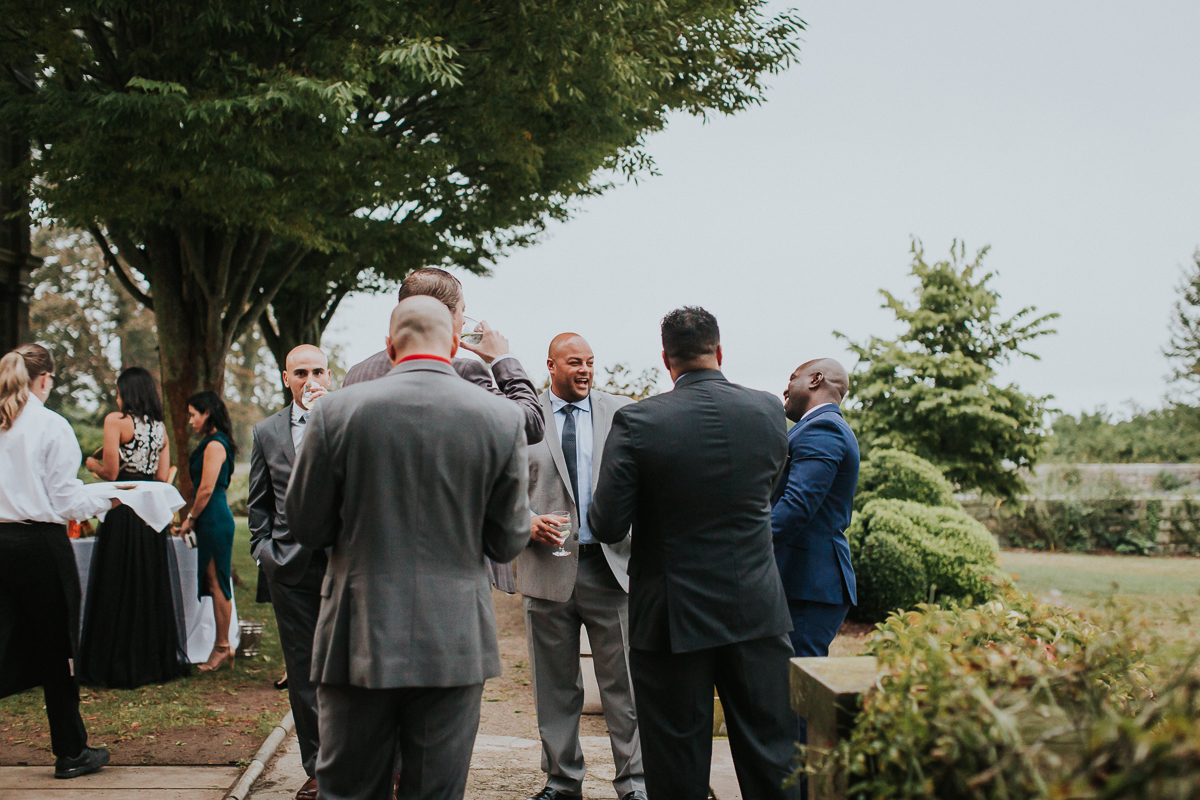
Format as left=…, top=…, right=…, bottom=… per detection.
left=577, top=543, right=604, bottom=556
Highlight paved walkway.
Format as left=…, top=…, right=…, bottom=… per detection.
left=0, top=765, right=239, bottom=799
left=247, top=733, right=742, bottom=800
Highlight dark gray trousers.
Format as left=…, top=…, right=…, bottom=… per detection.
left=630, top=635, right=799, bottom=800
left=265, top=550, right=326, bottom=777
left=316, top=682, right=484, bottom=800
left=524, top=549, right=644, bottom=797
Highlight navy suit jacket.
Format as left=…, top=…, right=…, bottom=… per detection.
left=771, top=404, right=859, bottom=606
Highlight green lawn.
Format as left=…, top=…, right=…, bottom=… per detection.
left=1000, top=551, right=1200, bottom=645
left=0, top=518, right=287, bottom=763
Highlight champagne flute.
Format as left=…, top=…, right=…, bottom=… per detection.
left=548, top=510, right=572, bottom=557
left=460, top=315, right=483, bottom=346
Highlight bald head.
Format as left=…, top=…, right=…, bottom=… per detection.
left=386, top=295, right=457, bottom=365
left=783, top=358, right=850, bottom=423
left=282, top=344, right=329, bottom=408
left=547, top=332, right=594, bottom=403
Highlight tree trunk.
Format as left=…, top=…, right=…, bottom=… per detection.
left=261, top=277, right=353, bottom=393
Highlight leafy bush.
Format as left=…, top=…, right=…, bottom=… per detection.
left=848, top=499, right=1001, bottom=623
left=1166, top=499, right=1200, bottom=556
left=854, top=449, right=960, bottom=511
left=1152, top=469, right=1191, bottom=492
left=800, top=588, right=1163, bottom=799
left=982, top=497, right=1160, bottom=555
left=227, top=471, right=250, bottom=517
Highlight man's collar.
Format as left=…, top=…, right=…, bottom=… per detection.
left=291, top=401, right=307, bottom=421
left=673, top=369, right=725, bottom=389
left=549, top=388, right=591, bottom=413
left=800, top=402, right=840, bottom=422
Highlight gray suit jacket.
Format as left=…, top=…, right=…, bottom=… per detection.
left=287, top=359, right=531, bottom=688
left=247, top=403, right=315, bottom=586
left=517, top=389, right=633, bottom=603
left=344, top=350, right=546, bottom=446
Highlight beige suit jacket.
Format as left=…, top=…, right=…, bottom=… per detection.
left=516, top=389, right=632, bottom=602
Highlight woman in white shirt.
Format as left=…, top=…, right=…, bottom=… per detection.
left=0, top=344, right=118, bottom=780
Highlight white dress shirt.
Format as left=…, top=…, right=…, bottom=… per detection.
left=291, top=402, right=309, bottom=452
left=0, top=395, right=113, bottom=524
left=549, top=390, right=595, bottom=544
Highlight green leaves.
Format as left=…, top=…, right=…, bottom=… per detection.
left=378, top=38, right=464, bottom=88
left=840, top=239, right=1059, bottom=500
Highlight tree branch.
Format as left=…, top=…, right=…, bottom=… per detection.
left=232, top=244, right=308, bottom=343
left=89, top=225, right=154, bottom=310
left=179, top=226, right=214, bottom=303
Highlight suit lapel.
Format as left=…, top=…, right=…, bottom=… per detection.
left=540, top=391, right=575, bottom=505
left=589, top=391, right=611, bottom=490
left=279, top=404, right=296, bottom=465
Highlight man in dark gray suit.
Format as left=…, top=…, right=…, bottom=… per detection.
left=287, top=296, right=531, bottom=800
left=519, top=333, right=644, bottom=800
left=248, top=344, right=332, bottom=800
left=342, top=267, right=543, bottom=594
left=589, top=307, right=797, bottom=800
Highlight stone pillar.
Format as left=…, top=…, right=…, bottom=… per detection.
left=0, top=124, right=37, bottom=353
left=790, top=656, right=878, bottom=800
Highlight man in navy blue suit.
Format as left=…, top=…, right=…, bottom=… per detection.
left=772, top=358, right=859, bottom=729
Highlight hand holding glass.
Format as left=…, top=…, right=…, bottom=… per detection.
left=548, top=510, right=571, bottom=557
left=460, top=315, right=483, bottom=346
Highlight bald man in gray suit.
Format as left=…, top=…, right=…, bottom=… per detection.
left=287, top=297, right=531, bottom=800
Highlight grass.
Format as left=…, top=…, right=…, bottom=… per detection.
left=999, top=550, right=1200, bottom=644
left=0, top=518, right=288, bottom=756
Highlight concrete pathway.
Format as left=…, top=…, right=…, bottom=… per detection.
left=0, top=765, right=239, bottom=800
left=247, top=733, right=743, bottom=800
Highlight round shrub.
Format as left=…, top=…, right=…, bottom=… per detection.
left=855, top=449, right=959, bottom=511
left=848, top=499, right=1001, bottom=622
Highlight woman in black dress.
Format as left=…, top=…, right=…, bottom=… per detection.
left=77, top=367, right=190, bottom=688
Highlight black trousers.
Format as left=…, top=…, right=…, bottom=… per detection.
left=0, top=522, right=88, bottom=758
left=630, top=635, right=799, bottom=800
left=316, top=682, right=483, bottom=800
left=266, top=550, right=327, bottom=777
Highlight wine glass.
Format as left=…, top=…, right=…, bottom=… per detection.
left=460, top=315, right=483, bottom=346
left=548, top=510, right=572, bottom=557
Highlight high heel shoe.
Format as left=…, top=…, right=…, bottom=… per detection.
left=198, top=645, right=235, bottom=672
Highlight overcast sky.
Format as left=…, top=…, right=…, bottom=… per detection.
left=329, top=1, right=1200, bottom=416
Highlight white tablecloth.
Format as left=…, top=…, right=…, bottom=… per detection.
left=71, top=537, right=240, bottom=664
left=83, top=481, right=186, bottom=532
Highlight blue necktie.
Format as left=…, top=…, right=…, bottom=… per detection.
left=561, top=405, right=580, bottom=506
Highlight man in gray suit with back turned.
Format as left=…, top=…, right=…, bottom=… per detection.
left=343, top=266, right=544, bottom=594
left=248, top=344, right=333, bottom=800
left=519, top=333, right=644, bottom=800
left=287, top=296, right=531, bottom=800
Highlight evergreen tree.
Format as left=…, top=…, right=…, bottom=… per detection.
left=839, top=240, right=1058, bottom=499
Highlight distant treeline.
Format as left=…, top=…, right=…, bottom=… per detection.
left=1047, top=404, right=1200, bottom=463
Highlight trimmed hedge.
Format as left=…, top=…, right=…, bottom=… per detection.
left=848, top=499, right=1001, bottom=622
left=855, top=449, right=959, bottom=511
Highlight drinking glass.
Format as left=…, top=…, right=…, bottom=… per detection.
left=548, top=510, right=571, bottom=557
left=460, top=315, right=484, bottom=346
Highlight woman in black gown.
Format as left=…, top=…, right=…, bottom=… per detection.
left=77, top=367, right=190, bottom=688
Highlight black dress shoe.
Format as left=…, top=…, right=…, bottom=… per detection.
left=621, top=792, right=648, bottom=800
left=55, top=746, right=110, bottom=779
left=528, top=788, right=583, bottom=800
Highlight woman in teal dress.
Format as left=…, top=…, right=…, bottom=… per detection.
left=179, top=391, right=237, bottom=672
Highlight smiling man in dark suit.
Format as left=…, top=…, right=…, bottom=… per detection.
left=771, top=358, right=859, bottom=795
left=588, top=307, right=797, bottom=800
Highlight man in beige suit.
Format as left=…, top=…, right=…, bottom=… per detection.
left=287, top=297, right=530, bottom=800
left=518, top=333, right=645, bottom=800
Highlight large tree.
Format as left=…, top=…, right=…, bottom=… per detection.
left=839, top=240, right=1058, bottom=500
left=1, top=0, right=802, bottom=496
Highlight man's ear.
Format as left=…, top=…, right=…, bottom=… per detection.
left=281, top=369, right=291, bottom=389
left=810, top=371, right=824, bottom=389
left=715, top=345, right=723, bottom=368
left=661, top=350, right=671, bottom=373
left=386, top=335, right=398, bottom=365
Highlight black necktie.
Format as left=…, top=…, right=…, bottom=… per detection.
left=561, top=405, right=580, bottom=505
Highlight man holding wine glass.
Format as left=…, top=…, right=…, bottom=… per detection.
left=517, top=333, right=645, bottom=800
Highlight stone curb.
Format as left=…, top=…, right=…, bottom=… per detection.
left=225, top=710, right=295, bottom=800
